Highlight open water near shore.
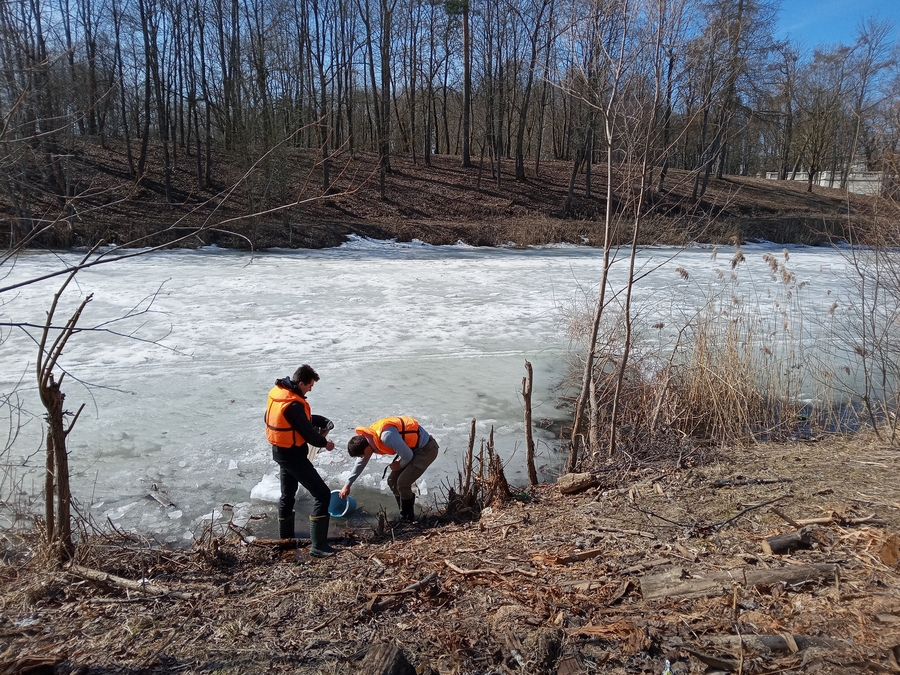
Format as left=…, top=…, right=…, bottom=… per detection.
left=0, top=238, right=857, bottom=542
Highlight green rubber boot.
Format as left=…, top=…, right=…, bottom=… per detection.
left=278, top=511, right=295, bottom=539
left=309, top=515, right=337, bottom=558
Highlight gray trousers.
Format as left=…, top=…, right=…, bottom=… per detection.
left=387, top=437, right=439, bottom=500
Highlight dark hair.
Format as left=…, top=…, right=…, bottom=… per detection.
left=347, top=435, right=369, bottom=457
left=291, top=364, right=320, bottom=386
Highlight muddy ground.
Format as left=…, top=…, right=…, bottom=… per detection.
left=1, top=434, right=899, bottom=675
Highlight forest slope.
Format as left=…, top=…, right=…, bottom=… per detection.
left=2, top=142, right=884, bottom=250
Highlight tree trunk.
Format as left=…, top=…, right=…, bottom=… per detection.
left=461, top=0, right=471, bottom=167
left=523, top=361, right=537, bottom=486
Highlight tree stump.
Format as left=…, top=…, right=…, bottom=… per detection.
left=357, top=643, right=416, bottom=675
left=531, top=628, right=565, bottom=674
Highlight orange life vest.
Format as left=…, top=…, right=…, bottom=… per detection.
left=265, top=385, right=311, bottom=448
left=356, top=416, right=420, bottom=455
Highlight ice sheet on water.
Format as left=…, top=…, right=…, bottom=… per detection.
left=1, top=243, right=857, bottom=537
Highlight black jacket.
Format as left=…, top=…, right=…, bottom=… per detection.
left=274, top=377, right=329, bottom=449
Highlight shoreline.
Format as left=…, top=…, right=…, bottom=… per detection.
left=1, top=434, right=898, bottom=674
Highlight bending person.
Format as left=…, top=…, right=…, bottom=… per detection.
left=339, top=416, right=438, bottom=521
left=264, top=364, right=337, bottom=557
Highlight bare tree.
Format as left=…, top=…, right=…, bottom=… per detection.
left=841, top=18, right=895, bottom=189
left=793, top=45, right=852, bottom=192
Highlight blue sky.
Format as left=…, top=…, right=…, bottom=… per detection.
left=775, top=0, right=900, bottom=49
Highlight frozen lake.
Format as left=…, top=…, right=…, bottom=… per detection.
left=0, top=238, right=855, bottom=542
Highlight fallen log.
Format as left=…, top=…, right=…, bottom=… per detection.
left=761, top=526, right=818, bottom=555
left=712, top=477, right=793, bottom=488
left=640, top=563, right=838, bottom=601
left=702, top=633, right=850, bottom=652
left=247, top=538, right=309, bottom=549
left=66, top=563, right=202, bottom=601
left=356, top=643, right=416, bottom=675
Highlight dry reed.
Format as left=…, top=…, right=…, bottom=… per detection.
left=562, top=246, right=878, bottom=472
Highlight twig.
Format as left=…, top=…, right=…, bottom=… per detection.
left=712, top=496, right=789, bottom=532
left=712, top=477, right=793, bottom=488
left=368, top=571, right=439, bottom=597
left=591, top=524, right=657, bottom=539
left=300, top=615, right=339, bottom=633
left=363, top=572, right=439, bottom=613
left=795, top=514, right=881, bottom=526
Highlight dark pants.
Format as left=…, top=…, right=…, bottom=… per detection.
left=386, top=436, right=440, bottom=500
left=272, top=445, right=330, bottom=518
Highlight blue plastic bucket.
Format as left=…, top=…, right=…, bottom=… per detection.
left=328, top=490, right=357, bottom=518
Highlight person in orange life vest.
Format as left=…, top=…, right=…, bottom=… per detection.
left=265, top=364, right=337, bottom=557
left=339, top=417, right=439, bottom=521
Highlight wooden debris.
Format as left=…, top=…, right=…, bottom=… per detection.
left=532, top=628, right=565, bottom=673
left=356, top=643, right=416, bottom=675
left=365, top=572, right=438, bottom=613
left=557, top=578, right=608, bottom=592
left=771, top=507, right=802, bottom=528
left=444, top=560, right=503, bottom=577
left=621, top=557, right=671, bottom=574
left=556, top=655, right=588, bottom=674
left=640, top=563, right=838, bottom=601
left=678, top=644, right=738, bottom=671
left=533, top=548, right=605, bottom=565
left=761, top=525, right=818, bottom=555
left=587, top=525, right=656, bottom=539
left=567, top=621, right=639, bottom=639
left=606, top=580, right=632, bottom=605
left=558, top=473, right=597, bottom=495
left=0, top=655, right=67, bottom=675
left=504, top=632, right=527, bottom=668
left=880, top=533, right=900, bottom=566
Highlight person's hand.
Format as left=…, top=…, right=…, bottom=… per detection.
left=339, top=485, right=350, bottom=499
left=389, top=459, right=402, bottom=472
left=325, top=440, right=335, bottom=451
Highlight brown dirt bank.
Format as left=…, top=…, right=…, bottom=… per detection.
left=2, top=434, right=899, bottom=674
left=2, top=143, right=885, bottom=251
